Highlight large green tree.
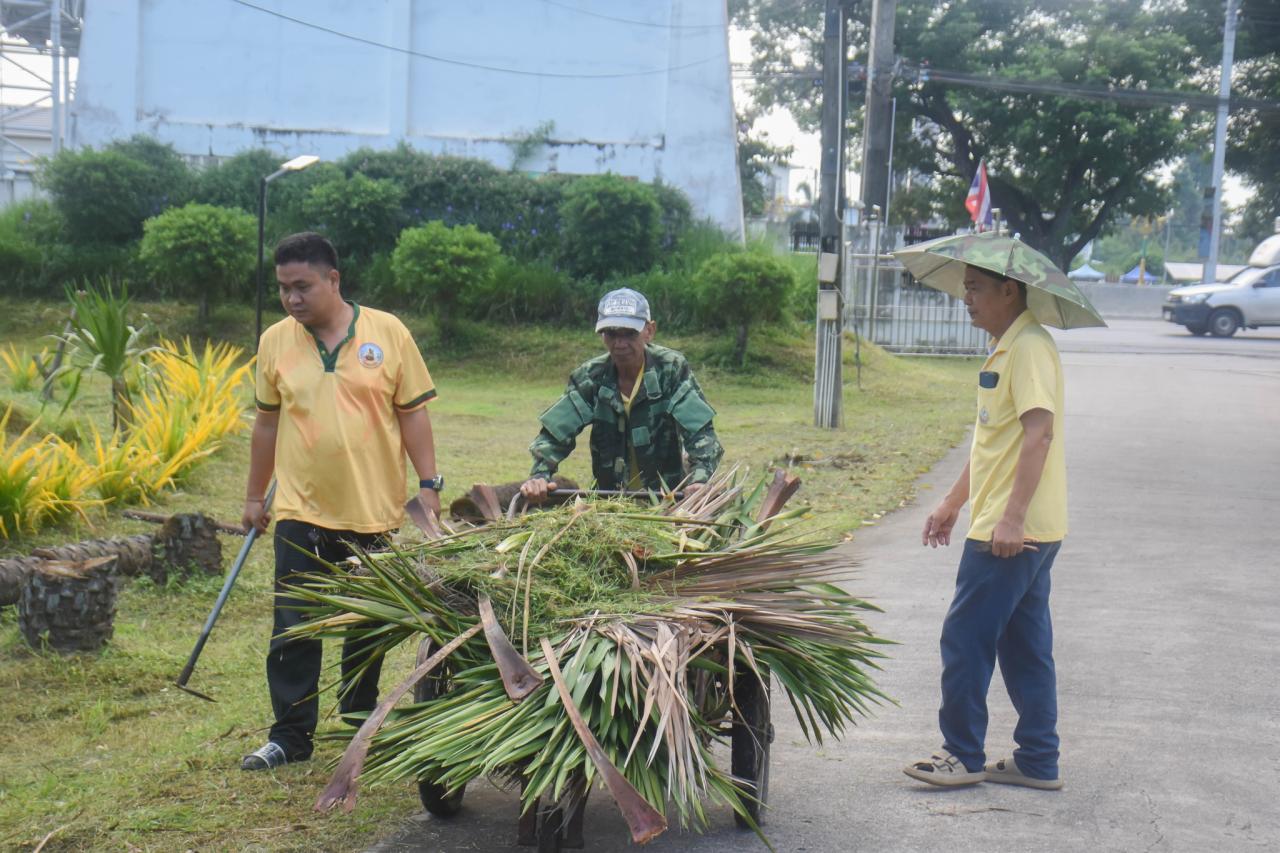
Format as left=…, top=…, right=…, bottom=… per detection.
left=1167, top=1, right=1279, bottom=245
left=732, top=0, right=1204, bottom=267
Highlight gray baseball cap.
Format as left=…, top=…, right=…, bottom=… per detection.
left=595, top=288, right=651, bottom=332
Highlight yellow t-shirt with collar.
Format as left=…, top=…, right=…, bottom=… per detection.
left=967, top=310, right=1067, bottom=542
left=255, top=302, right=435, bottom=533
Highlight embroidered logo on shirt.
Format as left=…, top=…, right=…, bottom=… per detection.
left=979, top=406, right=990, bottom=424
left=358, top=343, right=384, bottom=368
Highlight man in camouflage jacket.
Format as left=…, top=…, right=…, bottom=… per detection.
left=521, top=288, right=723, bottom=499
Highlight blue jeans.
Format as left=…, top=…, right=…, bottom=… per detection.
left=939, top=538, right=1062, bottom=780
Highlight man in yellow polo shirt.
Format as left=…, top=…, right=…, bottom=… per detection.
left=240, top=232, right=442, bottom=771
left=904, top=264, right=1068, bottom=791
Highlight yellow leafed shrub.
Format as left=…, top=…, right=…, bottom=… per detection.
left=88, top=426, right=161, bottom=507
left=0, top=406, right=100, bottom=539
left=121, top=338, right=252, bottom=493
left=0, top=410, right=48, bottom=538
left=126, top=393, right=221, bottom=490
left=36, top=435, right=104, bottom=526
left=1, top=339, right=251, bottom=539
left=144, top=339, right=252, bottom=439
left=0, top=344, right=45, bottom=393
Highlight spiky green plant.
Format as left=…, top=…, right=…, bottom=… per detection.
left=49, top=280, right=158, bottom=431
left=286, top=471, right=892, bottom=844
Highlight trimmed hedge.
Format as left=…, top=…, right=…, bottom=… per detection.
left=558, top=174, right=662, bottom=282
left=139, top=203, right=256, bottom=322
left=19, top=140, right=730, bottom=317
left=391, top=221, right=501, bottom=334
left=694, top=251, right=796, bottom=366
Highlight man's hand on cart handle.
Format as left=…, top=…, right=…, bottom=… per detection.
left=520, top=477, right=557, bottom=504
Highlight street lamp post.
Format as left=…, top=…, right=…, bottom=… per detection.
left=255, top=155, right=321, bottom=348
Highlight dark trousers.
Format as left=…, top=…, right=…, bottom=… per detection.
left=267, top=519, right=388, bottom=758
left=939, top=538, right=1062, bottom=780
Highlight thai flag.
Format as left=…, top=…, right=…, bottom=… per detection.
left=965, top=160, right=994, bottom=232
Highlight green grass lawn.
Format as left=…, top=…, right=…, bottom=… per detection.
left=0, top=298, right=976, bottom=852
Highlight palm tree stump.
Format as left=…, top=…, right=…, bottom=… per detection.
left=0, top=514, right=224, bottom=606
left=150, top=513, right=223, bottom=584
left=0, top=534, right=152, bottom=606
left=19, top=556, right=121, bottom=653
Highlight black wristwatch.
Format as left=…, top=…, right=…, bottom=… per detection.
left=419, top=475, right=445, bottom=491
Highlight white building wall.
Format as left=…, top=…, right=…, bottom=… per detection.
left=71, top=0, right=743, bottom=236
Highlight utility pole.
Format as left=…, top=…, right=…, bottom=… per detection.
left=814, top=0, right=847, bottom=429
left=1204, top=0, right=1238, bottom=284
left=860, top=0, right=897, bottom=218
left=50, top=0, right=62, bottom=154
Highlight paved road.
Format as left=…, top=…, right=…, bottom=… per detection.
left=372, top=319, right=1280, bottom=853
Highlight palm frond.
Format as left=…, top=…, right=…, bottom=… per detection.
left=287, top=470, right=892, bottom=842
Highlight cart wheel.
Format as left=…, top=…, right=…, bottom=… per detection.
left=414, top=639, right=465, bottom=818
left=731, top=667, right=772, bottom=829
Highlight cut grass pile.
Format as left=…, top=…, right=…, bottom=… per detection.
left=0, top=298, right=976, bottom=851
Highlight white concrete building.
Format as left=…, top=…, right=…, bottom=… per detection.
left=0, top=105, right=50, bottom=205
left=71, top=0, right=744, bottom=235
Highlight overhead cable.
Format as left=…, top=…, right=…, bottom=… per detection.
left=534, top=0, right=722, bottom=30
left=227, top=0, right=722, bottom=79
left=733, top=62, right=1280, bottom=113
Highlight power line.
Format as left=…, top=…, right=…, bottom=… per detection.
left=732, top=62, right=1280, bottom=113
left=534, top=0, right=723, bottom=30
left=227, top=0, right=723, bottom=80
left=922, top=66, right=1280, bottom=113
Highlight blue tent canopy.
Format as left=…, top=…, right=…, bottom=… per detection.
left=1120, top=264, right=1154, bottom=283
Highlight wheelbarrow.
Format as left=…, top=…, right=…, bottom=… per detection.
left=406, top=484, right=776, bottom=851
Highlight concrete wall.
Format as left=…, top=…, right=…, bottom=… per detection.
left=1075, top=282, right=1171, bottom=320
left=71, top=0, right=743, bottom=235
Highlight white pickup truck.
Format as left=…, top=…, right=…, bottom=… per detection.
left=1163, top=230, right=1280, bottom=337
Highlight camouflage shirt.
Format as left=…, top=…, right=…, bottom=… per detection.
left=528, top=344, right=723, bottom=490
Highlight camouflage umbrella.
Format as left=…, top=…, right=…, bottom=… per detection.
left=893, top=231, right=1106, bottom=329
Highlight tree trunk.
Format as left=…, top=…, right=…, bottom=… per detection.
left=19, top=555, right=121, bottom=653
left=734, top=323, right=750, bottom=368
left=1, top=534, right=153, bottom=606
left=38, top=308, right=76, bottom=402
left=111, top=375, right=133, bottom=433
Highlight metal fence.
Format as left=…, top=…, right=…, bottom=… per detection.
left=842, top=224, right=987, bottom=356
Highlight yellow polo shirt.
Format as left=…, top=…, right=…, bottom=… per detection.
left=255, top=303, right=435, bottom=533
left=967, top=310, right=1067, bottom=542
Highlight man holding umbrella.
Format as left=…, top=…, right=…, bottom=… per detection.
left=894, top=232, right=1105, bottom=790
